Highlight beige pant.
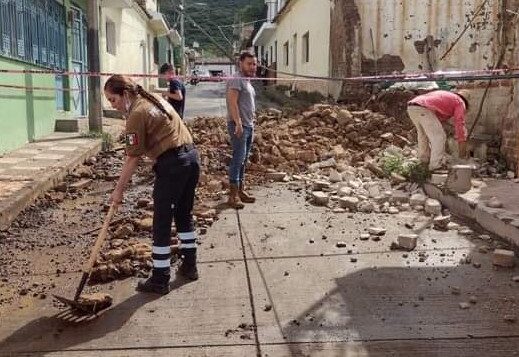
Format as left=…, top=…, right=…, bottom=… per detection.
left=407, top=105, right=446, bottom=170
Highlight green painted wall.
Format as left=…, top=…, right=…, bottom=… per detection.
left=0, top=0, right=88, bottom=155
left=0, top=58, right=58, bottom=154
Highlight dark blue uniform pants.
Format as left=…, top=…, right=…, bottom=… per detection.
left=152, top=145, right=200, bottom=283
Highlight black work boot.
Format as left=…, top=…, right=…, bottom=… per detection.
left=136, top=274, right=170, bottom=295
left=176, top=250, right=199, bottom=281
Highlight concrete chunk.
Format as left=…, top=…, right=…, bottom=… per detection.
left=410, top=193, right=427, bottom=206
left=425, top=198, right=442, bottom=216
left=312, top=191, right=329, bottom=206
left=398, top=234, right=418, bottom=250
left=430, top=173, right=448, bottom=185
left=329, top=170, right=343, bottom=183
left=266, top=172, right=287, bottom=182
left=339, top=196, right=359, bottom=210
left=313, top=180, right=331, bottom=191
left=493, top=249, right=515, bottom=268
left=368, top=227, right=386, bottom=236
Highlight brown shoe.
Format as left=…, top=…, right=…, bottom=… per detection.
left=239, top=184, right=256, bottom=203
left=227, top=184, right=245, bottom=209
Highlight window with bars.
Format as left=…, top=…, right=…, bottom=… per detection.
left=0, top=0, right=67, bottom=70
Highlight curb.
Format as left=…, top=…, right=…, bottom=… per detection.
left=0, top=139, right=102, bottom=231
left=424, top=183, right=519, bottom=247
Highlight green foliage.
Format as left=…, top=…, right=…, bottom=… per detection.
left=381, top=153, right=431, bottom=184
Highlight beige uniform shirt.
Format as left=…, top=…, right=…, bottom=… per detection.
left=125, top=94, right=193, bottom=159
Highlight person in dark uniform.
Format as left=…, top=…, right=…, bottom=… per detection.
left=104, top=75, right=199, bottom=295
left=159, top=63, right=186, bottom=120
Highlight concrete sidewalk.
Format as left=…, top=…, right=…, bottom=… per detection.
left=0, top=119, right=124, bottom=231
left=1, top=184, right=519, bottom=356
left=425, top=178, right=519, bottom=249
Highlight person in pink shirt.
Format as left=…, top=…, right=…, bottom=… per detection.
left=407, top=90, right=470, bottom=170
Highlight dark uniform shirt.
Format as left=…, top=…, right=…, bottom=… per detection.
left=168, top=79, right=186, bottom=119
left=125, top=94, right=192, bottom=159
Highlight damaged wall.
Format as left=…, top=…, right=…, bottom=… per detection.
left=331, top=0, right=517, bottom=162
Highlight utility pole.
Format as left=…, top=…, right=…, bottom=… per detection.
left=180, top=0, right=186, bottom=76
left=87, top=0, right=103, bottom=132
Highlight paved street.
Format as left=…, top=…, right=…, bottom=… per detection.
left=184, top=82, right=227, bottom=121
left=2, top=183, right=519, bottom=356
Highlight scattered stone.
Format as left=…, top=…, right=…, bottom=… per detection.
left=264, top=304, right=273, bottom=312
left=266, top=172, right=287, bottom=182
left=313, top=180, right=331, bottom=191
left=492, top=249, right=515, bottom=268
left=134, top=218, right=153, bottom=231
left=430, top=173, right=448, bottom=185
left=339, top=197, right=359, bottom=211
left=137, top=198, right=150, bottom=208
left=391, top=172, right=407, bottom=183
left=113, top=224, right=134, bottom=239
left=329, top=170, right=343, bottom=183
left=469, top=296, right=478, bottom=304
left=338, top=187, right=353, bottom=197
left=410, top=193, right=427, bottom=206
left=447, top=222, right=460, bottom=230
left=504, top=315, right=517, bottom=323
left=358, top=201, right=375, bottom=213
left=507, top=171, right=515, bottom=179
left=391, top=190, right=409, bottom=204
left=336, top=242, right=347, bottom=248
left=350, top=257, right=358, bottom=263
left=388, top=207, right=399, bottom=214
left=368, top=227, right=386, bottom=236
left=397, top=234, right=418, bottom=251
left=359, top=234, right=370, bottom=241
left=311, top=191, right=329, bottom=206
left=425, top=198, right=442, bottom=216
left=487, top=197, right=504, bottom=209
left=458, top=228, right=473, bottom=236
left=433, top=215, right=450, bottom=231
left=380, top=132, right=394, bottom=141
left=459, top=302, right=470, bottom=310
left=451, top=287, right=461, bottom=295
left=69, top=179, right=93, bottom=190
left=479, top=234, right=491, bottom=241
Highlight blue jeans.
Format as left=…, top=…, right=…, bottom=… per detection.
left=227, top=121, right=254, bottom=185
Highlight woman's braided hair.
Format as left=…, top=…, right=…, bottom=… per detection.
left=104, top=75, right=173, bottom=120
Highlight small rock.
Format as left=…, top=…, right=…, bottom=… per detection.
left=391, top=190, right=409, bottom=204
left=487, top=197, right=503, bottom=209
left=329, top=170, right=343, bottom=183
left=264, top=304, right=273, bottom=312
left=430, top=173, right=448, bottom=185
left=380, top=132, right=394, bottom=141
left=512, top=276, right=519, bottom=282
left=368, top=227, right=386, bottom=236
left=459, top=302, right=470, bottom=310
left=492, top=249, right=515, bottom=268
left=507, top=171, right=515, bottom=179
left=410, top=193, right=427, bottom=206
left=433, top=215, right=450, bottom=231
left=339, top=197, right=359, bottom=211
left=313, top=180, right=331, bottom=191
left=447, top=222, right=460, bottom=230
left=504, top=315, right=517, bottom=323
left=338, top=187, right=353, bottom=197
left=311, top=191, right=329, bottom=206
left=451, top=286, right=461, bottom=295
left=397, top=234, right=418, bottom=251
left=391, top=172, right=407, bottom=183
left=350, top=257, right=358, bottom=263
left=388, top=207, right=399, bottom=214
left=336, top=242, right=347, bottom=248
left=469, top=296, right=478, bottom=304
left=137, top=198, right=150, bottom=208
left=425, top=198, right=442, bottom=216
left=359, top=234, right=370, bottom=241
left=458, top=228, right=473, bottom=236
left=266, top=172, right=288, bottom=182
left=114, top=224, right=134, bottom=239
left=69, top=179, right=93, bottom=190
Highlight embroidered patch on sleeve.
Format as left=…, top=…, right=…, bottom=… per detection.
left=126, top=133, right=139, bottom=146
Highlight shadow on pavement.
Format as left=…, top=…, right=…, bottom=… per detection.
left=275, top=250, right=519, bottom=356
left=0, top=277, right=192, bottom=356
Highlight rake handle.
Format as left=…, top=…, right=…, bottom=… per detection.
left=74, top=203, right=118, bottom=300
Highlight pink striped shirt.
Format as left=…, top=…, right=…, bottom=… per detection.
left=409, top=90, right=467, bottom=143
